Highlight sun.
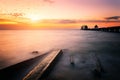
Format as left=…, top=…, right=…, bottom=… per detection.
left=30, top=17, right=40, bottom=21
left=27, top=15, right=41, bottom=22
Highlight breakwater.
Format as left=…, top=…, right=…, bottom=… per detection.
left=81, top=26, right=120, bottom=33
left=99, top=27, right=120, bottom=33
left=0, top=50, right=63, bottom=80
left=23, top=50, right=63, bottom=80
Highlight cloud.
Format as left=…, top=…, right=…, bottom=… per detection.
left=58, top=20, right=77, bottom=24
left=0, top=13, right=25, bottom=17
left=0, top=18, right=19, bottom=22
left=0, top=17, right=30, bottom=25
left=42, top=18, right=120, bottom=24
left=0, top=19, right=11, bottom=22
left=105, top=16, right=120, bottom=20
left=10, top=13, right=25, bottom=17
left=49, top=19, right=120, bottom=24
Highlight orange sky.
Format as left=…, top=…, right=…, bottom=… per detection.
left=0, top=0, right=120, bottom=29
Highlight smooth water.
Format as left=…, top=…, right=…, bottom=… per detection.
left=0, top=30, right=120, bottom=79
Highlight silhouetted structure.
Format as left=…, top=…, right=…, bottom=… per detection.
left=89, top=25, right=99, bottom=31
left=99, top=26, right=120, bottom=33
left=94, top=25, right=99, bottom=29
left=81, top=25, right=120, bottom=33
left=81, top=25, right=89, bottom=30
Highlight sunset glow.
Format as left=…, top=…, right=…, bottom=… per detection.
left=26, top=15, right=41, bottom=22
left=0, top=0, right=120, bottom=29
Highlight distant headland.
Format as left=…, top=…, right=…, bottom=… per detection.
left=81, top=25, right=120, bottom=33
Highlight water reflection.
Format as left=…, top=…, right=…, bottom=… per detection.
left=0, top=30, right=85, bottom=69
left=0, top=30, right=120, bottom=80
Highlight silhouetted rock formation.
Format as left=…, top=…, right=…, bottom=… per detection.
left=81, top=25, right=89, bottom=30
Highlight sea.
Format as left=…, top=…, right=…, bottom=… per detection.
left=0, top=30, right=120, bottom=80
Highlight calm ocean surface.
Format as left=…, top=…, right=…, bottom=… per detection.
left=0, top=30, right=120, bottom=79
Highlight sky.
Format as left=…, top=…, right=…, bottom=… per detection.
left=0, top=0, right=120, bottom=29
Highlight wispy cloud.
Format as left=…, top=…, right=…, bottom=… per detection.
left=0, top=17, right=30, bottom=25
left=10, top=13, right=25, bottom=17
left=0, top=13, right=25, bottom=17
left=44, top=19, right=120, bottom=24
left=105, top=16, right=120, bottom=20
left=58, top=20, right=77, bottom=24
left=0, top=18, right=18, bottom=22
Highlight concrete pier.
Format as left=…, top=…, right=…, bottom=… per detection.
left=23, top=49, right=63, bottom=80
left=0, top=50, right=63, bottom=80
left=81, top=26, right=120, bottom=33
left=99, top=27, right=120, bottom=33
left=0, top=53, right=48, bottom=80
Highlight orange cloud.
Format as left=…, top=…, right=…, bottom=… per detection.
left=0, top=17, right=120, bottom=30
